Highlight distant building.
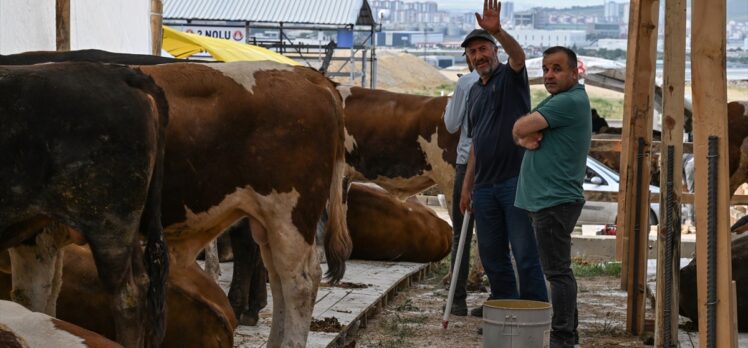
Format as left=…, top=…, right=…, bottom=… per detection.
left=587, top=38, right=628, bottom=50
left=376, top=30, right=444, bottom=47
left=513, top=29, right=587, bottom=48
left=588, top=23, right=623, bottom=39
left=501, top=2, right=515, bottom=24
left=514, top=10, right=535, bottom=28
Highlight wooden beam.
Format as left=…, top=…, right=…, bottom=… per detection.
left=56, top=0, right=70, bottom=51
left=584, top=191, right=748, bottom=205
left=655, top=0, right=686, bottom=344
left=618, top=0, right=660, bottom=336
left=591, top=139, right=693, bottom=154
left=151, top=0, right=164, bottom=55
left=691, top=0, right=737, bottom=346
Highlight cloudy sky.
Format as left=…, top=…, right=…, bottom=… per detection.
left=432, top=0, right=612, bottom=12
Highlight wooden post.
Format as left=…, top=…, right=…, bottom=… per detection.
left=56, top=0, right=70, bottom=51
left=654, top=0, right=686, bottom=345
left=617, top=0, right=659, bottom=336
left=150, top=0, right=163, bottom=55
left=691, top=0, right=737, bottom=346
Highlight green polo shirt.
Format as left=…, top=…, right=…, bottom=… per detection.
left=515, top=83, right=591, bottom=212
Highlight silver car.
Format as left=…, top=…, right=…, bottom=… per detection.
left=580, top=156, right=660, bottom=226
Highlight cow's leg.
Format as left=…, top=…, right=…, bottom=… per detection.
left=85, top=227, right=147, bottom=348
left=228, top=218, right=267, bottom=326
left=247, top=263, right=268, bottom=325
left=8, top=223, right=68, bottom=315
left=204, top=239, right=221, bottom=281
left=250, top=218, right=286, bottom=344
left=256, top=216, right=320, bottom=348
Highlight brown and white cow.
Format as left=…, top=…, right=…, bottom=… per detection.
left=0, top=63, right=169, bottom=347
left=0, top=243, right=237, bottom=348
left=338, top=86, right=485, bottom=287
left=338, top=86, right=458, bottom=202
left=0, top=300, right=122, bottom=348
left=137, top=62, right=351, bottom=347
left=347, top=183, right=452, bottom=262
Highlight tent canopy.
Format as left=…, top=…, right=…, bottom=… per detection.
left=162, top=25, right=299, bottom=65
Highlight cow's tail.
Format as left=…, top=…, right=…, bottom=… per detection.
left=324, top=117, right=352, bottom=284
left=130, top=68, right=170, bottom=347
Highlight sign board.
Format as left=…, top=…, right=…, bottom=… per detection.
left=169, top=25, right=246, bottom=43
left=337, top=28, right=353, bottom=48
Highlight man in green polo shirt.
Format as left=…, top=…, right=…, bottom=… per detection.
left=512, top=46, right=591, bottom=348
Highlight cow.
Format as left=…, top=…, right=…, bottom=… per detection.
left=0, top=48, right=267, bottom=323
left=679, top=235, right=748, bottom=332
left=338, top=86, right=458, bottom=201
left=0, top=300, right=122, bottom=348
left=0, top=243, right=237, bottom=348
left=0, top=62, right=169, bottom=347
left=0, top=49, right=181, bottom=65
left=137, top=61, right=351, bottom=347
left=347, top=183, right=452, bottom=262
left=726, top=101, right=748, bottom=195
left=338, top=86, right=485, bottom=288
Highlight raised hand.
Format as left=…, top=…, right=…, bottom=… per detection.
left=475, top=0, right=501, bottom=35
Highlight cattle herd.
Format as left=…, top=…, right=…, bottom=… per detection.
left=0, top=49, right=745, bottom=347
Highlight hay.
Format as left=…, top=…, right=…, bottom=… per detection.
left=329, top=51, right=453, bottom=93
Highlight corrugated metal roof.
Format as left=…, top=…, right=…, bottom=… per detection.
left=163, top=0, right=376, bottom=26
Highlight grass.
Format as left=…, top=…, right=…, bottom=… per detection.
left=410, top=82, right=457, bottom=97
left=532, top=88, right=625, bottom=120
left=586, top=311, right=627, bottom=337
left=571, top=258, right=622, bottom=278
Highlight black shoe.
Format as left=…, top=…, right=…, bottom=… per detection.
left=470, top=306, right=483, bottom=317
left=442, top=302, right=468, bottom=316
left=451, top=305, right=467, bottom=316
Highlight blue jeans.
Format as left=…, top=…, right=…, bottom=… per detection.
left=472, top=176, right=548, bottom=301
left=529, top=202, right=584, bottom=348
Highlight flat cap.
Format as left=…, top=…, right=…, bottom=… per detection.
left=461, top=29, right=497, bottom=48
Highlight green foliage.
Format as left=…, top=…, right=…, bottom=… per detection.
left=532, top=88, right=624, bottom=120
left=411, top=82, right=457, bottom=97
left=589, top=96, right=625, bottom=120
left=572, top=259, right=622, bottom=278
left=395, top=299, right=420, bottom=312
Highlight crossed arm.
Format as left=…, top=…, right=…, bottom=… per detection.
left=512, top=111, right=549, bottom=150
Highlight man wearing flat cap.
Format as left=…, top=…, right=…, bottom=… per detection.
left=459, top=0, right=548, bottom=318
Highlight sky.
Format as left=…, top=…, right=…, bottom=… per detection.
left=431, top=0, right=613, bottom=12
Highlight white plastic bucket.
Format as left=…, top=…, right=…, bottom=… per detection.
left=482, top=299, right=552, bottom=348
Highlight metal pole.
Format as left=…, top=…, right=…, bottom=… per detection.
left=361, top=49, right=367, bottom=88
left=707, top=135, right=718, bottom=348
left=371, top=24, right=378, bottom=89
left=443, top=210, right=472, bottom=329
left=631, top=137, right=645, bottom=336
left=663, top=145, right=675, bottom=347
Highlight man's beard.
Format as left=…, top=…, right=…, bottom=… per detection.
left=476, top=58, right=498, bottom=78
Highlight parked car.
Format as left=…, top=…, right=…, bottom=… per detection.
left=580, top=156, right=660, bottom=226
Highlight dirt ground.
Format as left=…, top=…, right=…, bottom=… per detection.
left=349, top=205, right=698, bottom=348
left=350, top=260, right=658, bottom=348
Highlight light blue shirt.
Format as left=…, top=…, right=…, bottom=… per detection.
left=443, top=70, right=479, bottom=165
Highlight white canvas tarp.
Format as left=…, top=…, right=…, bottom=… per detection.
left=0, top=0, right=151, bottom=55
left=71, top=0, right=151, bottom=54
left=0, top=0, right=56, bottom=54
